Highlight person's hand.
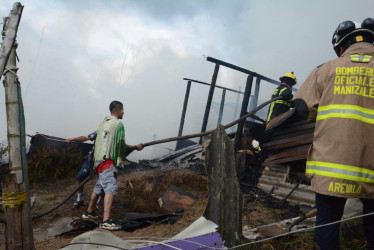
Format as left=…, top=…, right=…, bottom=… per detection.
left=135, top=143, right=144, bottom=151
left=66, top=138, right=75, bottom=143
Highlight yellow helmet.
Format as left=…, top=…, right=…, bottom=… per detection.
left=279, top=72, right=297, bottom=86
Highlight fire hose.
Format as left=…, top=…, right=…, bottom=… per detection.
left=0, top=96, right=281, bottom=222
left=141, top=96, right=281, bottom=147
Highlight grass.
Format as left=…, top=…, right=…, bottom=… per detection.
left=340, top=217, right=368, bottom=250
left=246, top=217, right=369, bottom=250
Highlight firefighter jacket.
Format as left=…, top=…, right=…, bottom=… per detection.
left=266, top=83, right=293, bottom=123
left=294, top=42, right=374, bottom=198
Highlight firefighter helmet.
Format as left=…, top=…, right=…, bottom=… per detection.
left=279, top=72, right=297, bottom=86
left=332, top=17, right=374, bottom=57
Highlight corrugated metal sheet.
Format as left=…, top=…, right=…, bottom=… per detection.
left=259, top=114, right=316, bottom=206
left=258, top=165, right=315, bottom=206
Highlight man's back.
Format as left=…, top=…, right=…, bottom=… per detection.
left=93, top=116, right=126, bottom=170
left=294, top=42, right=374, bottom=198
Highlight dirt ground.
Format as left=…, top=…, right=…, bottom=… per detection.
left=1, top=166, right=210, bottom=249
left=0, top=165, right=321, bottom=250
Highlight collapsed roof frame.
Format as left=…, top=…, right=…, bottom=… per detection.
left=177, top=56, right=297, bottom=150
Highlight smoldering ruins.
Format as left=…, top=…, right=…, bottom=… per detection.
left=0, top=3, right=368, bottom=250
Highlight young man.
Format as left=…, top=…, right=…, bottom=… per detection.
left=82, top=100, right=143, bottom=230
left=293, top=18, right=374, bottom=249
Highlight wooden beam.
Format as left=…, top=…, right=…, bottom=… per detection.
left=0, top=3, right=23, bottom=81
left=270, top=127, right=315, bottom=141
left=264, top=145, right=310, bottom=162
left=262, top=154, right=308, bottom=166
left=271, top=122, right=315, bottom=137
left=1, top=3, right=34, bottom=249
left=262, top=134, right=314, bottom=151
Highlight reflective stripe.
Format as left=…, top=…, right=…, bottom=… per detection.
left=274, top=100, right=291, bottom=107
left=350, top=54, right=373, bottom=63
left=279, top=88, right=287, bottom=95
left=278, top=88, right=291, bottom=106
left=317, top=104, right=374, bottom=124
left=306, top=161, right=374, bottom=183
left=267, top=102, right=275, bottom=122
left=266, top=100, right=291, bottom=122
left=267, top=86, right=292, bottom=122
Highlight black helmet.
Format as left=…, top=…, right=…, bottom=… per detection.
left=332, top=17, right=374, bottom=57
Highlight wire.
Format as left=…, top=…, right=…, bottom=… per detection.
left=118, top=46, right=128, bottom=85
left=64, top=210, right=374, bottom=250
left=121, top=236, right=222, bottom=250
left=230, top=210, right=374, bottom=249
left=59, top=242, right=126, bottom=249
left=123, top=240, right=182, bottom=250
left=60, top=240, right=183, bottom=250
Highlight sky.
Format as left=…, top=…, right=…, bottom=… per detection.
left=0, top=0, right=373, bottom=161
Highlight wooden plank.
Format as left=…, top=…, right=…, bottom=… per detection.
left=265, top=145, right=310, bottom=162
left=263, top=134, right=314, bottom=151
left=271, top=122, right=315, bottom=137
left=0, top=3, right=23, bottom=80
left=204, top=125, right=242, bottom=247
left=270, top=128, right=314, bottom=141
left=263, top=154, right=308, bottom=166
left=2, top=3, right=34, bottom=249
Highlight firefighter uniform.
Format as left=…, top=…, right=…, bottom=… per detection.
left=295, top=42, right=374, bottom=198
left=266, top=81, right=294, bottom=123
left=294, top=41, right=374, bottom=249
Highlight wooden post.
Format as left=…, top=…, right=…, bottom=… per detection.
left=204, top=125, right=242, bottom=247
left=0, top=3, right=22, bottom=79
left=1, top=3, right=34, bottom=250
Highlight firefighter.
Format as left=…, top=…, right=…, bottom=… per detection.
left=266, top=72, right=297, bottom=123
left=293, top=18, right=374, bottom=249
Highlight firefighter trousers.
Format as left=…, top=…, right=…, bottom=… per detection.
left=314, top=193, right=374, bottom=250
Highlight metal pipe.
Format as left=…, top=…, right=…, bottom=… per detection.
left=176, top=81, right=191, bottom=149
left=206, top=57, right=297, bottom=92
left=141, top=96, right=282, bottom=147
left=250, top=77, right=261, bottom=111
left=183, top=78, right=244, bottom=94
left=232, top=86, right=241, bottom=133
left=234, top=74, right=253, bottom=151
left=248, top=77, right=261, bottom=121
left=206, top=56, right=279, bottom=85
left=217, top=89, right=226, bottom=125
left=200, top=63, right=220, bottom=143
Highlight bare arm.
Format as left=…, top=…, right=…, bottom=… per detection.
left=126, top=143, right=144, bottom=151
left=66, top=135, right=89, bottom=143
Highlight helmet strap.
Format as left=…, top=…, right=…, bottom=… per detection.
left=281, top=77, right=296, bottom=87
left=339, top=46, right=345, bottom=57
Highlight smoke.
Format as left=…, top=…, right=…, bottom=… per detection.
left=0, top=0, right=373, bottom=161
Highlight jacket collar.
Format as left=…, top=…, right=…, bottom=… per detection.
left=341, top=42, right=374, bottom=57
left=281, top=82, right=292, bottom=90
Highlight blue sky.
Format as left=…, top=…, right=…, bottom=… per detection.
left=0, top=0, right=373, bottom=160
